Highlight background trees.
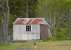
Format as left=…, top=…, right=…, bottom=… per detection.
left=36, top=0, right=71, bottom=40
left=0, top=0, right=71, bottom=43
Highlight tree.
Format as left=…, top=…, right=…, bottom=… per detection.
left=0, top=0, right=9, bottom=43
left=36, top=0, right=71, bottom=39
left=9, top=0, right=38, bottom=17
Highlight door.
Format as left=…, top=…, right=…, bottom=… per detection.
left=40, top=24, right=48, bottom=40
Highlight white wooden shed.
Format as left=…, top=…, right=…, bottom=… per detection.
left=13, top=18, right=50, bottom=41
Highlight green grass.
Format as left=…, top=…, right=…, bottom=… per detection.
left=0, top=40, right=71, bottom=50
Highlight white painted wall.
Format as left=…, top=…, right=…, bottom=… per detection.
left=13, top=24, right=40, bottom=40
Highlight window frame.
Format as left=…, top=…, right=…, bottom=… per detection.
left=26, top=25, right=31, bottom=32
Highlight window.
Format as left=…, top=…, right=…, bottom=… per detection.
left=26, top=25, right=31, bottom=31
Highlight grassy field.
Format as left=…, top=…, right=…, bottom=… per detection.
left=0, top=40, right=71, bottom=50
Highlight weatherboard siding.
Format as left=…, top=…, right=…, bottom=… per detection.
left=13, top=25, right=40, bottom=40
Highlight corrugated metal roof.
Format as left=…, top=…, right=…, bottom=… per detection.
left=13, top=18, right=48, bottom=25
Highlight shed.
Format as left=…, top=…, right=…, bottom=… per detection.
left=13, top=18, right=50, bottom=41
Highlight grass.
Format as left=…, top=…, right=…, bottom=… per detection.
left=0, top=40, right=71, bottom=50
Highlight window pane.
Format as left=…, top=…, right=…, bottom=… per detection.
left=26, top=25, right=31, bottom=31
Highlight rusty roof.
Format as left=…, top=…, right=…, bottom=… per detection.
left=13, top=18, right=48, bottom=25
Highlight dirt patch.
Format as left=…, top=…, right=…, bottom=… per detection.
left=16, top=48, right=32, bottom=50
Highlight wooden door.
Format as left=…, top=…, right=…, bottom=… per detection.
left=40, top=24, right=48, bottom=40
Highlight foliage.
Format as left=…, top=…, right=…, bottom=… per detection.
left=0, top=0, right=71, bottom=42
